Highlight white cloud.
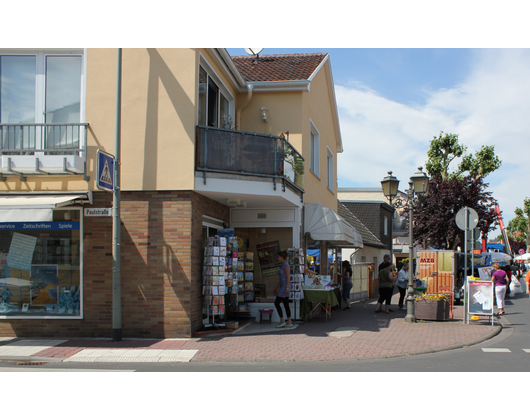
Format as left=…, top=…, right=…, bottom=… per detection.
left=337, top=49, right=530, bottom=239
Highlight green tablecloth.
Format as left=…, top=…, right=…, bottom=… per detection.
left=301, top=289, right=339, bottom=319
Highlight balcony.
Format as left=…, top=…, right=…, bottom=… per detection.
left=196, top=126, right=304, bottom=198
left=0, top=123, right=89, bottom=181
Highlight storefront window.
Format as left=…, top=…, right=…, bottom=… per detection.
left=0, top=209, right=82, bottom=317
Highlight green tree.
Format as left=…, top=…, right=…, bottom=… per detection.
left=506, top=198, right=530, bottom=249
left=425, top=132, right=465, bottom=180
left=419, top=131, right=503, bottom=249
left=425, top=131, right=502, bottom=180
left=459, top=145, right=502, bottom=180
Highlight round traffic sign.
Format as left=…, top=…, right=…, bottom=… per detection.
left=455, top=207, right=478, bottom=230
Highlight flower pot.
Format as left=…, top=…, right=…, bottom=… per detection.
left=415, top=300, right=449, bottom=321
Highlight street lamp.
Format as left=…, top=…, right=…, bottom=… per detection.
left=381, top=171, right=400, bottom=264
left=381, top=171, right=400, bottom=202
left=381, top=167, right=430, bottom=323
left=410, top=167, right=430, bottom=197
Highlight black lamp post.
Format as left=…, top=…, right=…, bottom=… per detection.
left=381, top=167, right=430, bottom=323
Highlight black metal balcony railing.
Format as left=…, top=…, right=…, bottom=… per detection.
left=196, top=126, right=305, bottom=192
left=0, top=123, right=88, bottom=156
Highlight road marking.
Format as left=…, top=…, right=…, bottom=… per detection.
left=523, top=349, right=530, bottom=353
left=482, top=348, right=511, bottom=352
left=0, top=367, right=135, bottom=372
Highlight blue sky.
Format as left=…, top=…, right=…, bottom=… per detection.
left=229, top=47, right=529, bottom=241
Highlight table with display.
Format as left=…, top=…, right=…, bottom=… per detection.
left=300, top=288, right=339, bottom=321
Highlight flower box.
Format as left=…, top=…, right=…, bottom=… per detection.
left=415, top=300, right=450, bottom=321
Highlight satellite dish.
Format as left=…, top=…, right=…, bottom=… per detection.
left=245, top=48, right=264, bottom=55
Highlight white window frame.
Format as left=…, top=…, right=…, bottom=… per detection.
left=309, top=120, right=320, bottom=178
left=198, top=55, right=235, bottom=128
left=0, top=49, right=86, bottom=125
left=326, top=146, right=334, bottom=192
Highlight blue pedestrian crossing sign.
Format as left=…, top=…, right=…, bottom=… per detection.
left=97, top=149, right=115, bottom=192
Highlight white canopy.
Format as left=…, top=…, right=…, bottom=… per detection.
left=514, top=253, right=530, bottom=261
left=0, top=192, right=92, bottom=222
left=304, top=202, right=363, bottom=247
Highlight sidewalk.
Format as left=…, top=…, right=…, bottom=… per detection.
left=0, top=297, right=502, bottom=364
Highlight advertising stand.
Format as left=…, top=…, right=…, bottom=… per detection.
left=466, top=279, right=494, bottom=325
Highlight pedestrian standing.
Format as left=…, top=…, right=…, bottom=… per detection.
left=525, top=269, right=530, bottom=295
left=504, top=264, right=512, bottom=299
left=491, top=262, right=508, bottom=315
left=396, top=263, right=409, bottom=310
left=337, top=260, right=353, bottom=310
left=273, top=250, right=294, bottom=328
left=375, top=261, right=397, bottom=314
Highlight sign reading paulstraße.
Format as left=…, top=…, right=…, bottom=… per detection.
left=84, top=208, right=113, bottom=217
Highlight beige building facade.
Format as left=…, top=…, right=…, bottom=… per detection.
left=0, top=48, right=358, bottom=338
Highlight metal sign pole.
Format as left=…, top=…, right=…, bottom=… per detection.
left=463, top=207, right=468, bottom=325
left=112, top=48, right=122, bottom=341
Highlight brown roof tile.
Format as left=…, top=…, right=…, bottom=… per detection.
left=231, top=53, right=327, bottom=82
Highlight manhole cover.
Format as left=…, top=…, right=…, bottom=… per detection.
left=327, top=327, right=360, bottom=338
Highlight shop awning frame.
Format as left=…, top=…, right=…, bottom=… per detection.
left=0, top=191, right=92, bottom=222
left=304, top=202, right=363, bottom=248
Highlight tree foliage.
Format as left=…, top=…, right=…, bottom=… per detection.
left=417, top=131, right=503, bottom=249
left=425, top=132, right=465, bottom=181
left=506, top=198, right=530, bottom=247
left=408, top=176, right=498, bottom=250
left=425, top=131, right=502, bottom=181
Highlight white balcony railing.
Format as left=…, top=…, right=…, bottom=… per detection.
left=0, top=123, right=89, bottom=181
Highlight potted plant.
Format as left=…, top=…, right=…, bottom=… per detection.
left=414, top=293, right=450, bottom=321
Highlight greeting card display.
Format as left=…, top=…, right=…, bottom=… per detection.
left=287, top=248, right=305, bottom=300
left=202, top=235, right=240, bottom=323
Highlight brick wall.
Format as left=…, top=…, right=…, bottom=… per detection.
left=0, top=191, right=228, bottom=338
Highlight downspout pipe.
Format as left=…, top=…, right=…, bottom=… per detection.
left=236, top=84, right=253, bottom=131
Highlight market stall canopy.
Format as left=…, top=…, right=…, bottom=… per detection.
left=0, top=192, right=92, bottom=222
left=481, top=252, right=512, bottom=263
left=514, top=253, right=530, bottom=261
left=304, top=202, right=363, bottom=247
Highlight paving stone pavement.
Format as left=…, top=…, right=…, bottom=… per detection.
left=0, top=297, right=502, bottom=363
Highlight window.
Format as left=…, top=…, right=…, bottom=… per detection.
left=384, top=216, right=388, bottom=236
left=0, top=51, right=84, bottom=148
left=326, top=147, right=334, bottom=192
left=0, top=209, right=83, bottom=318
left=198, top=62, right=233, bottom=128
left=309, top=120, right=320, bottom=177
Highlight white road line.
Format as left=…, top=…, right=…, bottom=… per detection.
left=482, top=348, right=511, bottom=352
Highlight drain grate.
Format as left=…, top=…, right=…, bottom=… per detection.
left=14, top=361, right=48, bottom=366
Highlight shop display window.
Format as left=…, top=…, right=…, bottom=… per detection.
left=0, top=209, right=82, bottom=318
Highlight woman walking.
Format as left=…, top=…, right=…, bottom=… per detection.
left=491, top=263, right=508, bottom=315
left=273, top=250, right=294, bottom=328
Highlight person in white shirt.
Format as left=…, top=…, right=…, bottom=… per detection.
left=396, top=263, right=409, bottom=310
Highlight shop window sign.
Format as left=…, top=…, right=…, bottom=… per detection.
left=0, top=216, right=82, bottom=318
left=0, top=222, right=80, bottom=231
